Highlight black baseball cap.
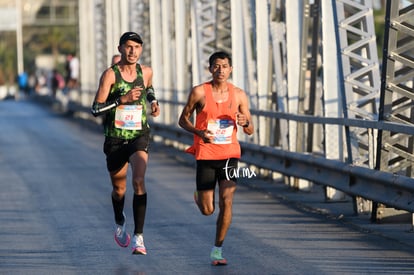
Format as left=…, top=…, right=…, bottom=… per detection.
left=119, top=32, right=143, bottom=45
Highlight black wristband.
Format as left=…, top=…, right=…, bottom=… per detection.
left=146, top=86, right=157, bottom=103
left=243, top=120, right=250, bottom=128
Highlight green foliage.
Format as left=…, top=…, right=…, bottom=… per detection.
left=0, top=25, right=77, bottom=86
left=0, top=32, right=17, bottom=85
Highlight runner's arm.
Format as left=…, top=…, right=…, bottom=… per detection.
left=91, top=98, right=121, bottom=117
left=179, top=86, right=208, bottom=138
left=90, top=69, right=117, bottom=117
left=237, top=89, right=254, bottom=135
left=142, top=66, right=160, bottom=117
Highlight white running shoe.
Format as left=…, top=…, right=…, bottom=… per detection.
left=131, top=234, right=147, bottom=255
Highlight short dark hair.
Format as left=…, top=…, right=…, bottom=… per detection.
left=209, top=51, right=232, bottom=68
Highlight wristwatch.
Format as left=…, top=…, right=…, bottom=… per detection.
left=243, top=120, right=250, bottom=128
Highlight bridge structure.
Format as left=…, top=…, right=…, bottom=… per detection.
left=67, top=0, right=414, bottom=223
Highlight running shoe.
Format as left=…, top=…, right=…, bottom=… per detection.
left=114, top=212, right=130, bottom=247
left=132, top=234, right=147, bottom=255
left=210, top=247, right=227, bottom=265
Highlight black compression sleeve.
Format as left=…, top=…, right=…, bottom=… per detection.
left=146, top=86, right=157, bottom=103
left=91, top=97, right=121, bottom=117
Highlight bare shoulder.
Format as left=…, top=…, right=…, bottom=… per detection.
left=190, top=83, right=206, bottom=99
left=139, top=64, right=153, bottom=86
left=101, top=67, right=116, bottom=84
left=95, top=67, right=116, bottom=101
left=233, top=85, right=246, bottom=95
left=140, top=64, right=153, bottom=75
left=233, top=85, right=248, bottom=100
left=193, top=83, right=205, bottom=93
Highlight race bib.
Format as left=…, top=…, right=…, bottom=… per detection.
left=114, top=105, right=142, bottom=130
left=207, top=119, right=234, bottom=144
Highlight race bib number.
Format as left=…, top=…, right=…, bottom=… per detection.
left=207, top=119, right=234, bottom=144
left=114, top=105, right=142, bottom=130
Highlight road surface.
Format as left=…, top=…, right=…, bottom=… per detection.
left=1, top=99, right=414, bottom=275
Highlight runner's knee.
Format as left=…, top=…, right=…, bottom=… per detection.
left=219, top=194, right=233, bottom=209
left=132, top=177, right=145, bottom=191
left=200, top=204, right=215, bottom=216
left=112, top=186, right=126, bottom=199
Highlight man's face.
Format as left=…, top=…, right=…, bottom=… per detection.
left=119, top=40, right=143, bottom=64
left=210, top=58, right=232, bottom=82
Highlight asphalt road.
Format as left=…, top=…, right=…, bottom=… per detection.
left=1, top=99, right=414, bottom=275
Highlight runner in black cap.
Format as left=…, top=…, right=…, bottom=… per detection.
left=91, top=31, right=160, bottom=255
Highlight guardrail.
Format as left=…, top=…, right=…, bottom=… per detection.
left=47, top=92, right=414, bottom=215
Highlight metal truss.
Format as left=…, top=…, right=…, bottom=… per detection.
left=291, top=0, right=322, bottom=190
left=269, top=0, right=288, bottom=149
left=332, top=0, right=381, bottom=211
left=191, top=0, right=218, bottom=83
left=93, top=0, right=107, bottom=83
left=215, top=0, right=232, bottom=54
left=297, top=0, right=321, bottom=154
left=130, top=0, right=151, bottom=65
left=334, top=0, right=380, bottom=167
left=371, top=1, right=414, bottom=222
left=377, top=1, right=414, bottom=177
left=321, top=0, right=345, bottom=200
left=191, top=0, right=232, bottom=84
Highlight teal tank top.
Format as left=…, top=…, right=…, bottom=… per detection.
left=103, top=64, right=150, bottom=139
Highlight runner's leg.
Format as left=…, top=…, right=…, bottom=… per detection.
left=215, top=179, right=236, bottom=247
left=110, top=163, right=128, bottom=223
left=195, top=160, right=216, bottom=215
left=129, top=151, right=148, bottom=234
left=196, top=189, right=215, bottom=215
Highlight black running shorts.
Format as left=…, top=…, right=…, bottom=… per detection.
left=103, top=133, right=150, bottom=172
left=196, top=158, right=239, bottom=191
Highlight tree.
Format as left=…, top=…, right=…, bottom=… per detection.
left=0, top=32, right=17, bottom=85
left=25, top=25, right=77, bottom=69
